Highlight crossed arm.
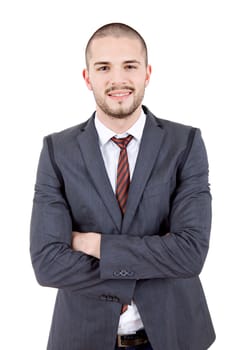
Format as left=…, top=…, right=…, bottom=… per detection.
left=31, top=128, right=211, bottom=293
left=71, top=231, right=171, bottom=259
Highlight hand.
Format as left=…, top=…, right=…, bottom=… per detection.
left=72, top=231, right=101, bottom=259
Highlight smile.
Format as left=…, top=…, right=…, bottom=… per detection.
left=109, top=92, right=130, bottom=97
left=107, top=90, right=133, bottom=100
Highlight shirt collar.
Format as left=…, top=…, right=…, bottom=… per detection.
left=94, top=109, right=146, bottom=146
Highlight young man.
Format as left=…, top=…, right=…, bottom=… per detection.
left=30, top=23, right=216, bottom=350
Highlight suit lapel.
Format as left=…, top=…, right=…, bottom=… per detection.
left=122, top=109, right=166, bottom=233
left=77, top=115, right=122, bottom=232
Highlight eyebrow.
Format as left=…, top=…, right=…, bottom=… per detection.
left=94, top=61, right=110, bottom=66
left=124, top=60, right=141, bottom=65
left=94, top=59, right=141, bottom=66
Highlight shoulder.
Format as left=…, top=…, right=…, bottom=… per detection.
left=143, top=105, right=198, bottom=142
left=44, top=117, right=92, bottom=148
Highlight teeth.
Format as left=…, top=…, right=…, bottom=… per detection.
left=111, top=92, right=129, bottom=97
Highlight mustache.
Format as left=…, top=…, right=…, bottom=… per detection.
left=105, top=86, right=135, bottom=94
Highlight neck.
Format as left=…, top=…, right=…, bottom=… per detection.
left=96, top=106, right=142, bottom=134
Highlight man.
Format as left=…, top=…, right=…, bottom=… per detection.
left=30, top=23, right=216, bottom=350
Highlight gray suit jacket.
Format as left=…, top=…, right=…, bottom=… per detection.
left=30, top=106, right=215, bottom=350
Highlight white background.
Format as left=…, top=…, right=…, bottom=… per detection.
left=0, top=0, right=240, bottom=349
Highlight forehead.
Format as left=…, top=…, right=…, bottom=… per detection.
left=88, top=36, right=144, bottom=64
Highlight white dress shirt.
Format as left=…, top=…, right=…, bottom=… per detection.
left=94, top=111, right=146, bottom=335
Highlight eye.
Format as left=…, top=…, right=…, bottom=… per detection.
left=125, top=64, right=137, bottom=70
left=97, top=66, right=110, bottom=72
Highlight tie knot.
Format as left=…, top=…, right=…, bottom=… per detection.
left=111, top=135, right=133, bottom=150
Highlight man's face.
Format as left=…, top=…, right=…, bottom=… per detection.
left=83, top=36, right=151, bottom=119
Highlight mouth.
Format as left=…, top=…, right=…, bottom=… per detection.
left=106, top=88, right=134, bottom=101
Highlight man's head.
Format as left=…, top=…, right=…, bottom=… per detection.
left=83, top=23, right=151, bottom=121
left=85, top=22, right=148, bottom=69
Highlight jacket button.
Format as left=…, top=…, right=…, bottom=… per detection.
left=113, top=296, right=120, bottom=302
left=120, top=270, right=128, bottom=277
left=100, top=295, right=107, bottom=301
left=106, top=295, right=113, bottom=301
left=113, top=271, right=120, bottom=277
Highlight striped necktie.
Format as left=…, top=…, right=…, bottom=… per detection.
left=111, top=135, right=133, bottom=215
left=111, top=134, right=133, bottom=315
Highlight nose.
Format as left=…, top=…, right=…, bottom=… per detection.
left=110, top=67, right=127, bottom=86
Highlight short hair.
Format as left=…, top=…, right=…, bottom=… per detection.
left=85, top=22, right=148, bottom=68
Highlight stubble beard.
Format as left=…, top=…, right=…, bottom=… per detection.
left=93, top=88, right=145, bottom=119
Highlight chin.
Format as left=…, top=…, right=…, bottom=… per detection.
left=108, top=103, right=140, bottom=119
left=108, top=108, right=136, bottom=119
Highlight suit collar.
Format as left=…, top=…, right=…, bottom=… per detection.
left=77, top=115, right=123, bottom=231
left=122, top=106, right=165, bottom=233
left=77, top=106, right=165, bottom=233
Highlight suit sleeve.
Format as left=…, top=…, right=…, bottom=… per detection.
left=100, top=128, right=212, bottom=280
left=30, top=137, right=133, bottom=302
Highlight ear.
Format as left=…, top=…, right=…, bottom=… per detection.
left=82, top=69, right=92, bottom=91
left=145, top=65, right=152, bottom=87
